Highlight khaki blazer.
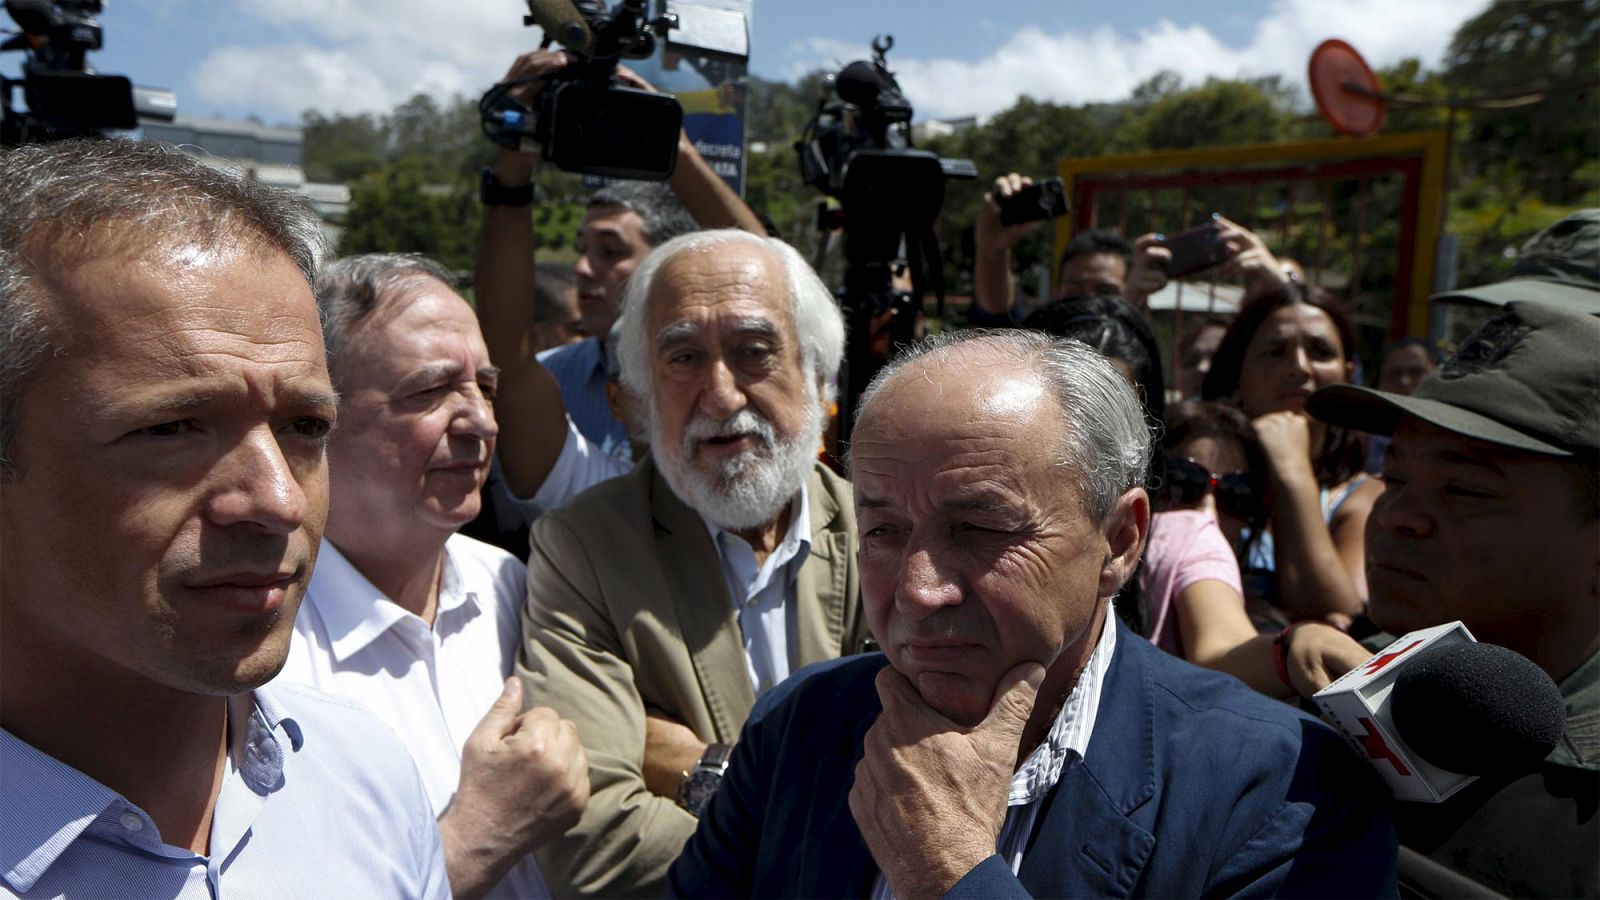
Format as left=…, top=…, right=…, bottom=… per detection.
left=517, top=455, right=868, bottom=899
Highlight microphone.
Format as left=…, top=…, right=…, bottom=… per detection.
left=833, top=60, right=887, bottom=109
left=1313, top=622, right=1566, bottom=802
left=523, top=0, right=593, bottom=54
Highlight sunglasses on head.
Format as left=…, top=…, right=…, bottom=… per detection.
left=1159, top=455, right=1267, bottom=521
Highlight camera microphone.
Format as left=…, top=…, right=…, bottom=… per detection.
left=1390, top=641, right=1566, bottom=776
left=1314, top=623, right=1568, bottom=802
left=524, top=0, right=593, bottom=54
left=833, top=60, right=885, bottom=108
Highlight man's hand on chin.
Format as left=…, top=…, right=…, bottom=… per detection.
left=849, top=661, right=1046, bottom=899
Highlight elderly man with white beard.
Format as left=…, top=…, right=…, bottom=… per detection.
left=516, top=229, right=872, bottom=900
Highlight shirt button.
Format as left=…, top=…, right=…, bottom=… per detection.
left=120, top=812, right=143, bottom=832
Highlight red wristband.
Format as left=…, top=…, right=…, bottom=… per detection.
left=1273, top=622, right=1308, bottom=692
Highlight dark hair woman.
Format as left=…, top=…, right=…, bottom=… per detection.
left=1201, top=285, right=1380, bottom=628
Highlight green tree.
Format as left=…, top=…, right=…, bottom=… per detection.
left=338, top=160, right=478, bottom=270
left=301, top=110, right=386, bottom=182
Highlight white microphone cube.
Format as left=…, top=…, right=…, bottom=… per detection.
left=1313, top=622, right=1478, bottom=802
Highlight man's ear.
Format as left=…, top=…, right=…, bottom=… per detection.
left=1100, top=487, right=1150, bottom=600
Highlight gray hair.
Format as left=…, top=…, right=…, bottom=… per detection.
left=855, top=330, right=1151, bottom=522
left=314, top=252, right=457, bottom=387
left=0, top=138, right=324, bottom=479
left=588, top=181, right=698, bottom=247
left=615, top=229, right=845, bottom=418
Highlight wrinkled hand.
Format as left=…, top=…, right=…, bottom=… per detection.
left=1253, top=410, right=1315, bottom=482
left=1286, top=623, right=1374, bottom=697
left=642, top=712, right=706, bottom=799
left=849, top=662, right=1045, bottom=900
left=1215, top=216, right=1290, bottom=297
left=976, top=173, right=1042, bottom=254
left=440, top=679, right=589, bottom=895
left=1125, top=232, right=1171, bottom=308
left=490, top=50, right=575, bottom=181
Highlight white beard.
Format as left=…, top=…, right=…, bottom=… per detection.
left=653, top=381, right=822, bottom=532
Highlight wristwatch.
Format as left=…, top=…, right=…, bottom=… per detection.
left=677, top=743, right=733, bottom=817
left=479, top=167, right=534, bottom=207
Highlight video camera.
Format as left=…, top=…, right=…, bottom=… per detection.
left=795, top=35, right=976, bottom=438
left=481, top=0, right=683, bottom=181
left=2, top=0, right=175, bottom=146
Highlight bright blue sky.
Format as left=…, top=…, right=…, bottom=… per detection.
left=57, top=0, right=1486, bottom=126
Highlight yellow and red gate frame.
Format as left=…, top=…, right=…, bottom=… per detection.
left=1054, top=130, right=1449, bottom=338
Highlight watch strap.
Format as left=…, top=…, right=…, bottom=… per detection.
left=479, top=167, right=534, bottom=207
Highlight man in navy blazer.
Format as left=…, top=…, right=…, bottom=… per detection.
left=668, top=331, right=1396, bottom=898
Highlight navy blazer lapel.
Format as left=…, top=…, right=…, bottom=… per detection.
left=795, top=679, right=881, bottom=900
left=646, top=457, right=758, bottom=743
left=1018, top=622, right=1157, bottom=897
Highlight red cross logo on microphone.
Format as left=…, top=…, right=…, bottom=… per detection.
left=1362, top=640, right=1424, bottom=675
left=1356, top=716, right=1412, bottom=776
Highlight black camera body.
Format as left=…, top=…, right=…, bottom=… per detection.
left=794, top=36, right=976, bottom=441
left=482, top=0, right=683, bottom=181
left=2, top=0, right=163, bottom=145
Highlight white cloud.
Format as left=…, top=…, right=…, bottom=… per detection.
left=783, top=0, right=1487, bottom=121
left=190, top=0, right=548, bottom=118
left=188, top=0, right=1488, bottom=122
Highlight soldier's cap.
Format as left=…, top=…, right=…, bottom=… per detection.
left=1308, top=301, right=1600, bottom=457
left=1432, top=209, right=1600, bottom=317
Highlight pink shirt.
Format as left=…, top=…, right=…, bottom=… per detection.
left=1140, top=509, right=1244, bottom=658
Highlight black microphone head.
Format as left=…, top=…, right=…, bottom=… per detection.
left=834, top=60, right=886, bottom=108
left=1390, top=642, right=1566, bottom=775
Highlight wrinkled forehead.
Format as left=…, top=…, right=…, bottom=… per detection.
left=35, top=230, right=313, bottom=338
left=645, top=244, right=792, bottom=333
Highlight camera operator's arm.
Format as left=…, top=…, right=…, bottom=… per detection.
left=476, top=51, right=577, bottom=500
left=973, top=173, right=1039, bottom=317
left=613, top=65, right=764, bottom=234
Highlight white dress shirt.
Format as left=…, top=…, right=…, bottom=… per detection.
left=276, top=533, right=550, bottom=898
left=489, top=415, right=632, bottom=532
left=699, top=482, right=812, bottom=697
left=1, top=682, right=448, bottom=898
left=871, top=606, right=1117, bottom=898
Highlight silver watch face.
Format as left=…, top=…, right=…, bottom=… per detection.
left=679, top=769, right=724, bottom=816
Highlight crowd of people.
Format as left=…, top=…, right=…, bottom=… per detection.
left=1, top=48, right=1596, bottom=900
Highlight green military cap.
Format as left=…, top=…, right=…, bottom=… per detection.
left=1432, top=209, right=1600, bottom=317
left=1308, top=301, right=1600, bottom=457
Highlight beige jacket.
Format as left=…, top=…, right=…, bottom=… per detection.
left=517, top=455, right=868, bottom=899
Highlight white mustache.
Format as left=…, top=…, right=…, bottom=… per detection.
left=683, top=409, right=775, bottom=451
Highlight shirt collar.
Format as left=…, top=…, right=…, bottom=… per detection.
left=308, top=538, right=477, bottom=663
left=0, top=688, right=300, bottom=893
left=1007, top=604, right=1118, bottom=806
left=699, top=480, right=813, bottom=566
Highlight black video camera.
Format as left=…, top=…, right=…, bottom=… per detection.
left=794, top=36, right=977, bottom=442
left=481, top=0, right=683, bottom=181
left=2, top=0, right=175, bottom=146
left=796, top=35, right=976, bottom=238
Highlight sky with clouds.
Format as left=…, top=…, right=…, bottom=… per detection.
left=65, top=0, right=1488, bottom=126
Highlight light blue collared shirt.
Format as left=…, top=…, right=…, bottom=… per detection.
left=700, top=483, right=812, bottom=698
left=1, top=682, right=449, bottom=899
left=538, top=336, right=631, bottom=463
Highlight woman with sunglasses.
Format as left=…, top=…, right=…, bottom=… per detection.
left=1142, top=401, right=1294, bottom=695
left=1202, top=285, right=1380, bottom=628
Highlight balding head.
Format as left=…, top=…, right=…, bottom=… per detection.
left=855, top=330, right=1150, bottom=523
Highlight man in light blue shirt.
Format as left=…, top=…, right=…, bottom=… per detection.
left=0, top=140, right=449, bottom=898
